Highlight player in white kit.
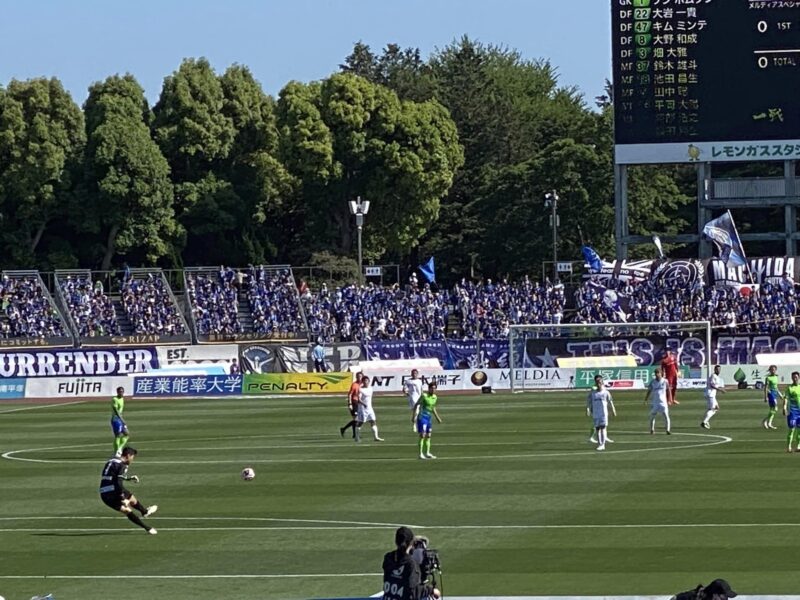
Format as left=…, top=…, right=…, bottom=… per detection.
left=404, top=369, right=423, bottom=432
left=586, top=375, right=616, bottom=451
left=701, top=364, right=726, bottom=429
left=644, top=368, right=672, bottom=435
left=355, top=378, right=384, bottom=442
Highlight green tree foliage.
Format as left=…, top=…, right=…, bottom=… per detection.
left=276, top=73, right=463, bottom=262
left=82, top=74, right=177, bottom=270
left=0, top=78, right=84, bottom=266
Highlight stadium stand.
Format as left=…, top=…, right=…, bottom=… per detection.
left=244, top=265, right=308, bottom=340
left=120, top=268, right=189, bottom=337
left=1, top=270, right=70, bottom=340
left=55, top=270, right=121, bottom=339
left=574, top=276, right=797, bottom=333
left=184, top=266, right=243, bottom=337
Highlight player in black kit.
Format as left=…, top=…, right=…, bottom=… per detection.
left=99, top=447, right=158, bottom=534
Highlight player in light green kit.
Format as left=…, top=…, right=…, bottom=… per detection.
left=412, top=382, right=443, bottom=459
left=782, top=371, right=800, bottom=452
left=111, top=387, right=129, bottom=457
left=763, top=365, right=783, bottom=430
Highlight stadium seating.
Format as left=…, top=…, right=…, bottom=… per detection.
left=55, top=270, right=121, bottom=338
left=0, top=271, right=68, bottom=339
left=184, top=267, right=243, bottom=336
left=120, top=269, right=188, bottom=336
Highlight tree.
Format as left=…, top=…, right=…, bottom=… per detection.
left=152, top=57, right=236, bottom=201
left=0, top=77, right=84, bottom=266
left=277, top=73, right=462, bottom=262
left=82, top=74, right=177, bottom=270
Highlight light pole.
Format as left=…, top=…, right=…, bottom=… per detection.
left=348, top=196, right=370, bottom=284
left=544, top=190, right=560, bottom=282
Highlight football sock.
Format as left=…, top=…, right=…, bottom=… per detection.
left=132, top=500, right=147, bottom=515
left=788, top=428, right=797, bottom=447
left=664, top=414, right=671, bottom=431
left=419, top=438, right=425, bottom=454
left=354, top=426, right=361, bottom=442
left=372, top=425, right=380, bottom=439
left=423, top=438, right=431, bottom=454
left=119, top=435, right=129, bottom=450
left=703, top=410, right=715, bottom=423
left=768, top=408, right=777, bottom=424
left=126, top=513, right=149, bottom=530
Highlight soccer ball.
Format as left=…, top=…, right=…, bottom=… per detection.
left=241, top=467, right=255, bottom=481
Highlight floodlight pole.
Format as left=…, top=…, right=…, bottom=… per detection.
left=348, top=196, right=370, bottom=285
left=545, top=190, right=560, bottom=282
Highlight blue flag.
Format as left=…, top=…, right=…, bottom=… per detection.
left=703, top=210, right=747, bottom=267
left=581, top=246, right=603, bottom=273
left=419, top=257, right=436, bottom=283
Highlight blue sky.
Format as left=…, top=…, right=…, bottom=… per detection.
left=0, top=0, right=611, bottom=107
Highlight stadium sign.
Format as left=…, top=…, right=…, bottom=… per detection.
left=200, top=331, right=307, bottom=344
left=0, top=335, right=73, bottom=349
left=243, top=372, right=351, bottom=394
left=133, top=374, right=242, bottom=396
left=0, top=347, right=158, bottom=378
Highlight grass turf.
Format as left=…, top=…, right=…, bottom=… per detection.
left=0, top=389, right=794, bottom=600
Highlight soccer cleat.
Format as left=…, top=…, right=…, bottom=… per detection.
left=666, top=431, right=672, bottom=435
left=605, top=437, right=615, bottom=443
left=589, top=436, right=598, bottom=444
left=787, top=448, right=794, bottom=453
left=419, top=453, right=427, bottom=460
left=649, top=430, right=655, bottom=435
left=374, top=437, right=385, bottom=442
left=769, top=425, right=778, bottom=430
left=426, top=453, right=437, bottom=459
left=700, top=422, right=710, bottom=429
left=144, top=505, right=158, bottom=517
left=596, top=445, right=605, bottom=451
left=147, top=527, right=158, bottom=535
left=340, top=427, right=345, bottom=437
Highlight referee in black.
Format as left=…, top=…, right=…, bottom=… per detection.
left=99, top=447, right=158, bottom=534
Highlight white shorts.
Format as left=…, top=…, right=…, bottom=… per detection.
left=407, top=396, right=419, bottom=409
left=705, top=397, right=719, bottom=410
left=357, top=407, right=376, bottom=423
left=649, top=404, right=669, bottom=417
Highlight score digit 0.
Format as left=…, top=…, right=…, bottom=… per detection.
left=758, top=20, right=768, bottom=33
left=758, top=56, right=769, bottom=69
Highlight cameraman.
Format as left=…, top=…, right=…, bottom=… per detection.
left=382, top=526, right=440, bottom=600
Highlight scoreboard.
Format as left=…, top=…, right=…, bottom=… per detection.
left=612, top=0, right=800, bottom=164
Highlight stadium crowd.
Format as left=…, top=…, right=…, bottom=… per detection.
left=574, top=275, right=797, bottom=333
left=7, top=265, right=797, bottom=341
left=120, top=274, right=186, bottom=336
left=244, top=266, right=306, bottom=338
left=186, top=268, right=242, bottom=336
left=452, top=276, right=565, bottom=339
left=302, top=279, right=449, bottom=343
left=59, top=275, right=120, bottom=337
left=1, top=276, right=66, bottom=338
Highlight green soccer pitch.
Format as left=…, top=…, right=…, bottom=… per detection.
left=0, top=389, right=795, bottom=600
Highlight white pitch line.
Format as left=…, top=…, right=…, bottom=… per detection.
left=1, top=431, right=732, bottom=464
left=0, top=573, right=380, bottom=579
left=0, top=400, right=86, bottom=414
left=0, top=516, right=419, bottom=527
left=4, top=522, right=800, bottom=533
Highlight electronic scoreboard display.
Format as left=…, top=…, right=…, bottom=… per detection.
left=612, top=0, right=800, bottom=164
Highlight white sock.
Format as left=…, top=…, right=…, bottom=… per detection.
left=372, top=424, right=380, bottom=439
left=650, top=417, right=656, bottom=431
left=664, top=413, right=671, bottom=431
left=703, top=409, right=715, bottom=423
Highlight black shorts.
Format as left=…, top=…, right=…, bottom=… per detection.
left=101, top=490, right=131, bottom=511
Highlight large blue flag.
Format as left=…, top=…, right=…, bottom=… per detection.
left=581, top=246, right=603, bottom=273
left=419, top=257, right=436, bottom=283
left=703, top=210, right=747, bottom=267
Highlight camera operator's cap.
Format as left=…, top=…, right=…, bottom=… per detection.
left=395, top=526, right=415, bottom=547
left=706, top=579, right=737, bottom=598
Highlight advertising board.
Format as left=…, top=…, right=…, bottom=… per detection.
left=133, top=374, right=242, bottom=397
left=243, top=373, right=351, bottom=395
left=25, top=376, right=130, bottom=398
